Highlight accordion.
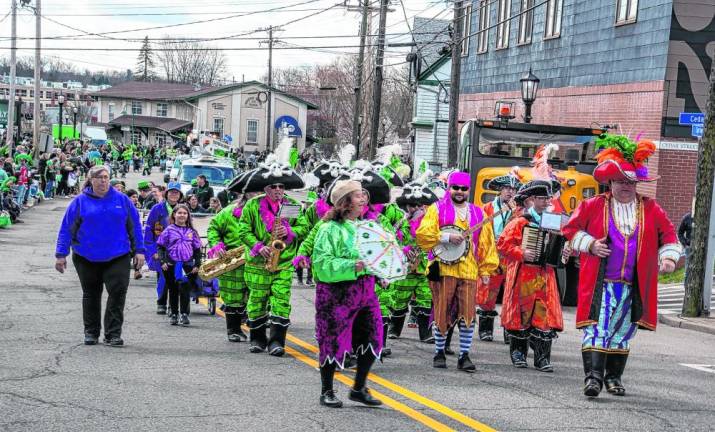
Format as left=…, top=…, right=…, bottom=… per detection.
left=521, top=226, right=566, bottom=267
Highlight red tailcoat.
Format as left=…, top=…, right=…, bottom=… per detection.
left=562, top=193, right=679, bottom=330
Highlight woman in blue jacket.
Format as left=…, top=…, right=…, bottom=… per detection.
left=55, top=165, right=145, bottom=347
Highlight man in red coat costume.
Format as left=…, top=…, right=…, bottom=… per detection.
left=562, top=135, right=681, bottom=398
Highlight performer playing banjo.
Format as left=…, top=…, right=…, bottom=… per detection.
left=497, top=179, right=565, bottom=372
left=416, top=171, right=499, bottom=372
left=476, top=170, right=523, bottom=341
left=562, top=135, right=681, bottom=397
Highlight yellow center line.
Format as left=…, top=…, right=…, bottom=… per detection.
left=198, top=297, right=498, bottom=432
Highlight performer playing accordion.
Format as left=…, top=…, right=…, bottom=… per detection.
left=497, top=179, right=565, bottom=372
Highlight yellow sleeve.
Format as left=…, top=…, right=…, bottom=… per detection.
left=477, top=222, right=499, bottom=276
left=415, top=204, right=441, bottom=252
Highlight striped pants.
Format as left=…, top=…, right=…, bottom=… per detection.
left=244, top=265, right=293, bottom=326
left=581, top=281, right=638, bottom=353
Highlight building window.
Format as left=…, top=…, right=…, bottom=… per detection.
left=108, top=103, right=115, bottom=121
left=461, top=4, right=472, bottom=56
left=131, top=101, right=143, bottom=115
left=616, top=0, right=638, bottom=24
left=155, top=131, right=167, bottom=146
left=19, top=89, right=27, bottom=97
left=518, top=0, right=535, bottom=44
left=477, top=0, right=490, bottom=54
left=544, top=0, right=563, bottom=39
left=247, top=119, right=259, bottom=144
left=156, top=103, right=168, bottom=117
left=131, top=130, right=142, bottom=145
left=213, top=118, right=225, bottom=137
left=496, top=0, right=511, bottom=49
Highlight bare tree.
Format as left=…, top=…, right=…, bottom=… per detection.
left=156, top=38, right=228, bottom=86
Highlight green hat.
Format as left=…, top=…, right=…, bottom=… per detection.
left=191, top=179, right=198, bottom=187
left=110, top=179, right=125, bottom=187
left=137, top=180, right=150, bottom=190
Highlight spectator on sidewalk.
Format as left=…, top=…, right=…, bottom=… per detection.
left=678, top=203, right=694, bottom=281
left=54, top=165, right=145, bottom=347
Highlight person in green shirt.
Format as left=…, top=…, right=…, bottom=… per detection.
left=312, top=180, right=383, bottom=409
left=236, top=163, right=309, bottom=356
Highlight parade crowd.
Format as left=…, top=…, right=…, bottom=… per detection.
left=42, top=133, right=685, bottom=409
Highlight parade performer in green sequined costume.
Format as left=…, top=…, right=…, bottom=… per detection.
left=236, top=160, right=309, bottom=356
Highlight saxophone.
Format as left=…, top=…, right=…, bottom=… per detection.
left=265, top=207, right=287, bottom=273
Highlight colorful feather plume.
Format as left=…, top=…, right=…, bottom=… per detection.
left=633, top=139, right=656, bottom=166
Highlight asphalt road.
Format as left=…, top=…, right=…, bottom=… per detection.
left=1, top=171, right=715, bottom=432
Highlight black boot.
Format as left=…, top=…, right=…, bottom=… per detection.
left=248, top=315, right=269, bottom=353
left=444, top=326, right=455, bottom=355
left=583, top=350, right=606, bottom=397
left=267, top=318, right=289, bottom=357
left=433, top=350, right=447, bottom=368
left=503, top=327, right=510, bottom=344
left=509, top=331, right=528, bottom=368
left=604, top=353, right=628, bottom=396
left=225, top=307, right=247, bottom=342
left=388, top=309, right=407, bottom=339
left=381, top=319, right=391, bottom=358
left=415, top=308, right=434, bottom=343
left=319, top=363, right=343, bottom=408
left=350, top=352, right=382, bottom=406
left=296, top=267, right=304, bottom=285
left=477, top=310, right=497, bottom=341
left=530, top=330, right=555, bottom=373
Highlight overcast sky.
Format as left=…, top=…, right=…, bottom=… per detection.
left=1, top=0, right=452, bottom=82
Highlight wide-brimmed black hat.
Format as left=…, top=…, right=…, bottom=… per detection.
left=226, top=170, right=252, bottom=193
left=372, top=162, right=405, bottom=187
left=312, top=160, right=346, bottom=187
left=487, top=173, right=523, bottom=191
left=326, top=167, right=391, bottom=205
left=516, top=179, right=561, bottom=199
left=238, top=162, right=305, bottom=193
left=395, top=181, right=439, bottom=207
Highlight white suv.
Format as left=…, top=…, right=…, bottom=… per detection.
left=175, top=155, right=236, bottom=196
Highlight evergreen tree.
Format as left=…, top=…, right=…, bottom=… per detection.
left=135, top=36, right=156, bottom=82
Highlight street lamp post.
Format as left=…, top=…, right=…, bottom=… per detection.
left=72, top=106, right=78, bottom=140
left=57, top=94, right=65, bottom=145
left=520, top=68, right=540, bottom=124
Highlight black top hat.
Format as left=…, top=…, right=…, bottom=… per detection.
left=516, top=179, right=561, bottom=199
left=487, top=174, right=523, bottom=191
left=372, top=162, right=405, bottom=187
left=311, top=160, right=345, bottom=187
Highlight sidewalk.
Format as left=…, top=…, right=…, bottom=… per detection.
left=659, top=311, right=715, bottom=335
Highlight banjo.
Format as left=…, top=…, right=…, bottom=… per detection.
left=432, top=201, right=515, bottom=265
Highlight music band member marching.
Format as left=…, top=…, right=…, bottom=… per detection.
left=477, top=170, right=523, bottom=341
left=562, top=135, right=681, bottom=397
left=206, top=188, right=257, bottom=343
left=416, top=171, right=499, bottom=372
left=313, top=180, right=383, bottom=408
left=236, top=161, right=309, bottom=356
left=497, top=179, right=565, bottom=372
left=389, top=180, right=438, bottom=343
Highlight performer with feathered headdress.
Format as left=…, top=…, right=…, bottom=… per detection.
left=562, top=134, right=681, bottom=398
left=475, top=166, right=524, bottom=342
left=497, top=145, right=565, bottom=372
left=235, top=142, right=310, bottom=357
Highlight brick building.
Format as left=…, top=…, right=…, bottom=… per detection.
left=459, top=0, right=714, bottom=221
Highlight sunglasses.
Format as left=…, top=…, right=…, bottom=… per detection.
left=451, top=185, right=469, bottom=192
left=268, top=184, right=285, bottom=190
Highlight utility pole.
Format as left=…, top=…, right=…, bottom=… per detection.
left=683, top=59, right=715, bottom=317
left=350, top=0, right=369, bottom=159
left=7, top=0, right=17, bottom=156
left=263, top=26, right=275, bottom=152
left=33, top=0, right=41, bottom=158
left=368, top=0, right=388, bottom=160
left=447, top=0, right=464, bottom=167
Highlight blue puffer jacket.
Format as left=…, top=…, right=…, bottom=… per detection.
left=55, top=187, right=145, bottom=262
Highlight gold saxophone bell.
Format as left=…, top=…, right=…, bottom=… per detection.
left=265, top=213, right=287, bottom=273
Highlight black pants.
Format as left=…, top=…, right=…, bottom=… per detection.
left=72, top=253, right=131, bottom=339
left=161, top=262, right=196, bottom=315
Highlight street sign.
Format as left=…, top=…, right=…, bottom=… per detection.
left=679, top=112, right=705, bottom=125
left=692, top=124, right=704, bottom=138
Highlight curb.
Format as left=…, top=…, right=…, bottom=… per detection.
left=658, top=313, right=715, bottom=336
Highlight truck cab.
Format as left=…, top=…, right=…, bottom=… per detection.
left=174, top=155, right=236, bottom=196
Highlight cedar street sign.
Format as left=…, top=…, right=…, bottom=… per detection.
left=679, top=112, right=705, bottom=138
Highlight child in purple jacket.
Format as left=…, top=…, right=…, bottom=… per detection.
left=157, top=204, right=203, bottom=326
